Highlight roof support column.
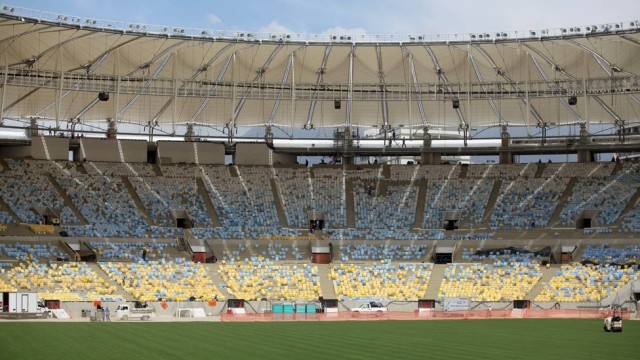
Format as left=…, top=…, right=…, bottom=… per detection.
left=172, top=53, right=178, bottom=135
left=0, top=53, right=8, bottom=126
left=55, top=49, right=63, bottom=130
left=113, top=48, right=120, bottom=128
left=405, top=52, right=427, bottom=127
left=305, top=45, right=332, bottom=129
left=345, top=45, right=355, bottom=127
left=267, top=52, right=294, bottom=126
left=291, top=52, right=295, bottom=131
left=375, top=45, right=388, bottom=128
left=229, top=52, right=236, bottom=144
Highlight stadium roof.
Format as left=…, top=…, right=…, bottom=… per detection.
left=1, top=5, right=640, bottom=133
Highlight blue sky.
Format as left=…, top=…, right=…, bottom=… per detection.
left=9, top=0, right=640, bottom=36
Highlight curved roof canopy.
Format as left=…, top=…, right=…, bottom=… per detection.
left=1, top=5, right=640, bottom=134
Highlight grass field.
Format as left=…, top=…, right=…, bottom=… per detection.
left=0, top=319, right=638, bottom=360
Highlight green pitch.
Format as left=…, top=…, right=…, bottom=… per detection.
left=0, top=319, right=637, bottom=360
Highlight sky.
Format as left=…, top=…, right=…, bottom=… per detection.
left=8, top=0, right=640, bottom=36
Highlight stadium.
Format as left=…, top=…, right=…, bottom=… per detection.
left=0, top=2, right=639, bottom=359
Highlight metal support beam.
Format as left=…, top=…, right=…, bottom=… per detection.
left=375, top=44, right=389, bottom=128
left=267, top=52, right=294, bottom=126
left=473, top=44, right=544, bottom=126
left=345, top=45, right=355, bottom=127
left=528, top=54, right=583, bottom=121
left=231, top=44, right=284, bottom=127
left=305, top=45, right=332, bottom=128
left=0, top=54, right=6, bottom=126
left=592, top=96, right=622, bottom=121
left=467, top=48, right=505, bottom=125
left=153, top=42, right=237, bottom=124
left=188, top=53, right=234, bottom=123
left=424, top=45, right=466, bottom=125
left=404, top=50, right=428, bottom=127
left=116, top=54, right=173, bottom=119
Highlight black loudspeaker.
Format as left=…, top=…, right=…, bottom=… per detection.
left=334, top=100, right=341, bottom=109
left=452, top=99, right=460, bottom=109
left=98, top=92, right=110, bottom=101
left=568, top=96, right=577, bottom=105
left=513, top=300, right=530, bottom=309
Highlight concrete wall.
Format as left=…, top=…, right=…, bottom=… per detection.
left=31, top=136, right=69, bottom=160
left=120, top=140, right=147, bottom=163
left=272, top=151, right=297, bottom=165
left=0, top=145, right=31, bottom=159
left=235, top=143, right=273, bottom=165
left=157, top=141, right=195, bottom=164
left=196, top=142, right=225, bottom=165
left=157, top=141, right=225, bottom=164
left=80, top=138, right=120, bottom=162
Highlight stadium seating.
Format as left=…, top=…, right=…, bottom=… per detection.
left=330, top=261, right=432, bottom=301
left=0, top=160, right=79, bottom=224
left=620, top=198, right=640, bottom=233
left=535, top=264, right=638, bottom=302
left=99, top=258, right=222, bottom=302
left=5, top=262, right=119, bottom=301
left=0, top=242, right=65, bottom=262
left=438, top=262, right=542, bottom=301
left=56, top=174, right=149, bottom=238
left=557, top=175, right=638, bottom=227
left=581, top=245, right=640, bottom=265
left=338, top=244, right=427, bottom=261
left=489, top=178, right=568, bottom=230
left=422, top=178, right=494, bottom=229
left=90, top=241, right=172, bottom=262
left=130, top=176, right=213, bottom=227
left=354, top=182, right=417, bottom=237
left=219, top=258, right=321, bottom=301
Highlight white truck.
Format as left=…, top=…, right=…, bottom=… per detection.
left=351, top=301, right=388, bottom=316
left=603, top=315, right=623, bottom=332
left=115, top=304, right=155, bottom=321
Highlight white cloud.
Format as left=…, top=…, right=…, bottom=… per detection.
left=206, top=13, right=222, bottom=26
left=321, top=26, right=368, bottom=36
left=258, top=21, right=295, bottom=34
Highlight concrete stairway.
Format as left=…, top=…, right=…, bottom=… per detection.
left=0, top=197, right=20, bottom=223
left=88, top=262, right=134, bottom=301
left=270, top=179, right=289, bottom=228
left=526, top=266, right=557, bottom=301
left=121, top=176, right=154, bottom=226
left=534, top=163, right=546, bottom=178
left=614, top=187, right=640, bottom=226
left=47, top=175, right=88, bottom=225
left=423, top=264, right=447, bottom=299
left=76, top=164, right=88, bottom=174
left=548, top=177, right=576, bottom=226
left=204, top=263, right=232, bottom=300
left=196, top=177, right=222, bottom=227
left=459, top=164, right=468, bottom=179
left=611, top=161, right=624, bottom=175
left=413, top=181, right=428, bottom=229
left=316, top=264, right=337, bottom=300
left=345, top=179, right=355, bottom=228
left=152, top=163, right=163, bottom=176
left=381, top=164, right=390, bottom=179
left=480, top=180, right=502, bottom=227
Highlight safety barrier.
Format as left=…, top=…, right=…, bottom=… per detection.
left=28, top=224, right=55, bottom=234
left=220, top=308, right=631, bottom=322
